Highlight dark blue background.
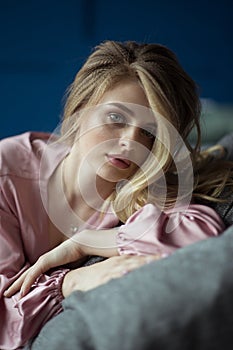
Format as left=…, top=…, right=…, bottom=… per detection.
left=1, top=0, right=232, bottom=139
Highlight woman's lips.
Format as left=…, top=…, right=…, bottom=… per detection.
left=107, top=155, right=131, bottom=169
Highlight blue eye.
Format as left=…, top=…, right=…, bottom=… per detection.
left=108, top=113, right=126, bottom=124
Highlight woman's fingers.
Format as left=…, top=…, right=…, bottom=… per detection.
left=3, top=269, right=29, bottom=297
left=4, top=240, right=84, bottom=298
left=4, top=251, right=59, bottom=298
left=4, top=258, right=47, bottom=298
left=19, top=260, right=47, bottom=297
left=109, top=254, right=161, bottom=278
left=102, top=254, right=163, bottom=282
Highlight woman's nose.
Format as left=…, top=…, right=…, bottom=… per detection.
left=119, top=126, right=140, bottom=149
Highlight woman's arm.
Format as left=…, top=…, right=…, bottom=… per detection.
left=5, top=201, right=225, bottom=299
left=0, top=193, right=69, bottom=349
left=117, top=203, right=225, bottom=256
left=4, top=227, right=120, bottom=298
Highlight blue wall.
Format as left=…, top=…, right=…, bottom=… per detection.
left=0, top=0, right=232, bottom=139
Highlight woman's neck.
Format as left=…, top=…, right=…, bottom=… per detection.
left=62, top=153, right=115, bottom=221
left=47, top=152, right=116, bottom=248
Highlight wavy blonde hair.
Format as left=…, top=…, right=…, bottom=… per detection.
left=60, top=40, right=233, bottom=222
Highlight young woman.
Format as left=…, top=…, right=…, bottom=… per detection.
left=1, top=40, right=232, bottom=349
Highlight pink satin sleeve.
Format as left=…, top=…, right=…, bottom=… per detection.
left=117, top=203, right=225, bottom=256
left=0, top=186, right=69, bottom=349
left=1, top=269, right=68, bottom=349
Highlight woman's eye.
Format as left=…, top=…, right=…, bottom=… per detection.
left=107, top=113, right=126, bottom=124
left=141, top=128, right=156, bottom=139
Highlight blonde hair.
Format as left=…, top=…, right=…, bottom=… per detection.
left=60, top=40, right=233, bottom=222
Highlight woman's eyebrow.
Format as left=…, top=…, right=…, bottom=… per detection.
left=144, top=122, right=157, bottom=129
left=106, top=102, right=135, bottom=116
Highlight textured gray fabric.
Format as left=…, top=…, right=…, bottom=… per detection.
left=27, top=225, right=233, bottom=350
left=204, top=188, right=233, bottom=227
left=212, top=132, right=233, bottom=225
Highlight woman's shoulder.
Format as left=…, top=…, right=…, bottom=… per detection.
left=0, top=131, right=52, bottom=178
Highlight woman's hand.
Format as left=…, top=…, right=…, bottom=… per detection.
left=4, top=237, right=85, bottom=298
left=62, top=254, right=160, bottom=297
left=4, top=227, right=120, bottom=298
left=3, top=226, right=120, bottom=298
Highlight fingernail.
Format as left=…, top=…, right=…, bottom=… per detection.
left=3, top=290, right=9, bottom=297
left=161, top=253, right=169, bottom=258
left=19, top=288, right=24, bottom=299
left=122, top=269, right=129, bottom=276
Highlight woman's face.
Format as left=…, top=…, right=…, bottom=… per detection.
left=72, top=81, right=158, bottom=184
